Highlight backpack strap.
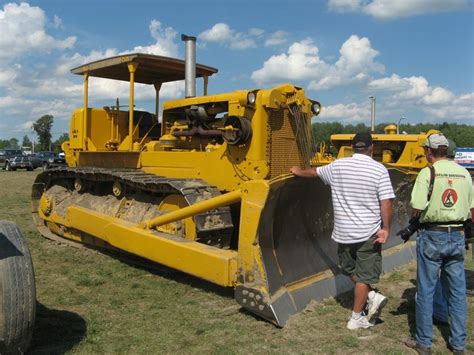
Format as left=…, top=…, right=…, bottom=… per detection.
left=427, top=165, right=435, bottom=202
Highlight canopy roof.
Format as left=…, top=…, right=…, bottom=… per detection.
left=71, top=53, right=218, bottom=84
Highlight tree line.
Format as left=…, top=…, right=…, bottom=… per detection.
left=0, top=115, right=69, bottom=152
left=312, top=122, right=474, bottom=149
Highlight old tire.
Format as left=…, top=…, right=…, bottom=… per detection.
left=0, top=221, right=36, bottom=354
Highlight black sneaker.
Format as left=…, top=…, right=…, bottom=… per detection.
left=405, top=338, right=432, bottom=355
left=447, top=343, right=465, bottom=354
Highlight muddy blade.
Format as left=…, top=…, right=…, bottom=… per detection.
left=236, top=170, right=415, bottom=326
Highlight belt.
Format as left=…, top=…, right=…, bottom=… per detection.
left=424, top=226, right=464, bottom=232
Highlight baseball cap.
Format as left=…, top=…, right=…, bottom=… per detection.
left=352, top=132, right=373, bottom=149
left=422, top=133, right=449, bottom=149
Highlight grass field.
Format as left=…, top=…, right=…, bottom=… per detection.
left=0, top=170, right=472, bottom=354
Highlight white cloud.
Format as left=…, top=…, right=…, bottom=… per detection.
left=0, top=67, right=18, bottom=86
left=422, top=87, right=455, bottom=105
left=0, top=95, right=24, bottom=108
left=252, top=35, right=383, bottom=89
left=0, top=2, right=76, bottom=62
left=230, top=38, right=257, bottom=50
left=55, top=20, right=179, bottom=76
left=265, top=31, right=288, bottom=46
left=368, top=74, right=452, bottom=102
left=85, top=79, right=183, bottom=102
left=249, top=28, right=264, bottom=37
left=367, top=73, right=407, bottom=91
left=199, top=23, right=272, bottom=50
left=19, top=120, right=35, bottom=130
left=55, top=49, right=120, bottom=75
left=365, top=74, right=473, bottom=122
left=52, top=15, right=63, bottom=29
left=131, top=20, right=178, bottom=57
left=423, top=93, right=474, bottom=120
left=0, top=14, right=186, bottom=140
left=199, top=23, right=233, bottom=43
left=310, top=35, right=384, bottom=90
left=328, top=0, right=469, bottom=20
left=319, top=102, right=370, bottom=121
left=328, top=0, right=363, bottom=12
left=251, top=39, right=328, bottom=85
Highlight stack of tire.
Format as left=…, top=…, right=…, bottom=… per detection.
left=0, top=221, right=36, bottom=354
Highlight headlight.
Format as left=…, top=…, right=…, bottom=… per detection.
left=247, top=92, right=256, bottom=105
left=48, top=158, right=54, bottom=163
left=311, top=101, right=322, bottom=116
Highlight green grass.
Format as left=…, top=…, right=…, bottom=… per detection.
left=1, top=170, right=473, bottom=354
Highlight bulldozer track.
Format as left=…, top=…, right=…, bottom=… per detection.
left=32, top=167, right=234, bottom=247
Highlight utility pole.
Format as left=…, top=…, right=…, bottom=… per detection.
left=369, top=96, right=376, bottom=132
left=31, top=126, right=35, bottom=154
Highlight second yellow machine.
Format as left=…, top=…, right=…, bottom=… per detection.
left=32, top=35, right=416, bottom=326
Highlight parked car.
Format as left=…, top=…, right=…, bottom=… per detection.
left=8, top=156, right=34, bottom=171
left=0, top=149, right=23, bottom=170
left=30, top=152, right=66, bottom=170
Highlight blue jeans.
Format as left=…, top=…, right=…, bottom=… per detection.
left=416, top=230, right=466, bottom=350
left=433, top=271, right=448, bottom=322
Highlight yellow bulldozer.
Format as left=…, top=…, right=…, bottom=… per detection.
left=32, top=35, right=424, bottom=326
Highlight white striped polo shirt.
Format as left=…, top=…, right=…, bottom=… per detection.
left=316, top=153, right=395, bottom=244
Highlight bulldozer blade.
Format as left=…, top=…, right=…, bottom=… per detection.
left=235, top=170, right=416, bottom=326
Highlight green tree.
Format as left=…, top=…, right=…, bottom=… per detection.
left=33, top=115, right=54, bottom=151
left=53, top=133, right=69, bottom=153
left=22, top=135, right=32, bottom=149
left=0, top=140, right=10, bottom=150
left=8, top=138, right=19, bottom=149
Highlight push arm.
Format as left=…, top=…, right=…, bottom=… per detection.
left=290, top=166, right=317, bottom=178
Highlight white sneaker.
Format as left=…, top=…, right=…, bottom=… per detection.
left=347, top=315, right=374, bottom=330
left=366, top=291, right=388, bottom=322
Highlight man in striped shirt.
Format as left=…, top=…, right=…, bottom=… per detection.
left=291, top=132, right=395, bottom=330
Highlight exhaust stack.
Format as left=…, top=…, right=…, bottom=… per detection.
left=182, top=34, right=196, bottom=98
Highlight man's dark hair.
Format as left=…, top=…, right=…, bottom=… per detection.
left=428, top=146, right=448, bottom=157
left=353, top=146, right=371, bottom=154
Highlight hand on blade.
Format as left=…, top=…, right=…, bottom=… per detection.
left=290, top=166, right=302, bottom=176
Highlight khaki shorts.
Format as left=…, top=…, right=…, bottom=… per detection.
left=337, top=237, right=382, bottom=284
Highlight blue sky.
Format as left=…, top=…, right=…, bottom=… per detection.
left=0, top=0, right=473, bottom=141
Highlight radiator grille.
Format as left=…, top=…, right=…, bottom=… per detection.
left=267, top=109, right=313, bottom=178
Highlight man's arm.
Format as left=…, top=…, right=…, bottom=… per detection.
left=374, top=199, right=393, bottom=244
left=411, top=209, right=422, bottom=219
left=290, top=166, right=317, bottom=178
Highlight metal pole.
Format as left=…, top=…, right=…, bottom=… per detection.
left=203, top=76, right=208, bottom=96
left=154, top=82, right=162, bottom=122
left=397, top=117, right=405, bottom=134
left=128, top=62, right=138, bottom=150
left=83, top=72, right=89, bottom=149
left=369, top=96, right=376, bottom=132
